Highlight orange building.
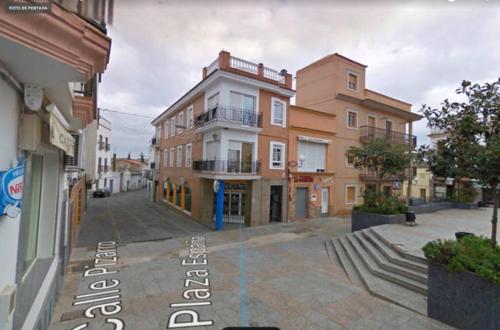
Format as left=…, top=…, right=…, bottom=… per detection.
left=151, top=51, right=294, bottom=226
left=292, top=53, right=422, bottom=217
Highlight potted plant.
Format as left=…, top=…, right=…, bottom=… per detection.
left=346, top=137, right=413, bottom=231
left=423, top=236, right=499, bottom=329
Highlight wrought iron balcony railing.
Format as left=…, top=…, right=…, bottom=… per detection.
left=360, top=125, right=416, bottom=146
left=192, top=160, right=261, bottom=175
left=194, top=106, right=263, bottom=129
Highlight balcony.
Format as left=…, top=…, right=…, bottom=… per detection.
left=359, top=126, right=416, bottom=146
left=192, top=160, right=261, bottom=179
left=194, top=105, right=263, bottom=133
left=104, top=165, right=110, bottom=173
left=359, top=167, right=417, bottom=182
left=98, top=141, right=105, bottom=150
left=202, top=51, right=293, bottom=90
left=98, top=165, right=103, bottom=174
left=105, top=143, right=110, bottom=151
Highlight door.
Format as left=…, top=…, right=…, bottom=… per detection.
left=109, top=179, right=114, bottom=193
left=270, top=186, right=283, bottom=222
left=321, top=188, right=329, bottom=215
left=296, top=188, right=308, bottom=218
left=420, top=188, right=426, bottom=201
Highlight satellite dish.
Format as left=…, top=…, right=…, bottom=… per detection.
left=24, top=84, right=43, bottom=111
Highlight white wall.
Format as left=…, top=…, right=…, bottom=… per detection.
left=0, top=77, right=22, bottom=329
left=204, top=79, right=260, bottom=113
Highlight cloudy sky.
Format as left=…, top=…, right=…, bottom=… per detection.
left=98, top=0, right=500, bottom=158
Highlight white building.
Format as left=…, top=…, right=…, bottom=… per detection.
left=84, top=116, right=120, bottom=193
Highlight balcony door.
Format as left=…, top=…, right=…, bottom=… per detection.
left=230, top=91, right=255, bottom=125
left=385, top=120, right=393, bottom=139
left=228, top=142, right=253, bottom=173
left=368, top=116, right=376, bottom=136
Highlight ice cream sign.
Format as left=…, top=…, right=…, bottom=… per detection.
left=0, top=165, right=24, bottom=218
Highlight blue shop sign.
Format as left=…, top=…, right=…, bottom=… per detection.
left=0, top=164, right=24, bottom=218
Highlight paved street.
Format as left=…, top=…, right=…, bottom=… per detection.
left=76, top=190, right=208, bottom=247
left=50, top=191, right=455, bottom=330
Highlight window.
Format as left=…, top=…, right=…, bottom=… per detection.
left=270, top=141, right=285, bottom=170
left=347, top=71, right=359, bottom=91
left=185, top=143, right=192, bottom=167
left=163, top=150, right=168, bottom=167
left=297, top=141, right=326, bottom=172
left=187, top=105, right=194, bottom=129
left=346, top=147, right=354, bottom=167
left=178, top=111, right=184, bottom=133
left=176, top=145, right=182, bottom=167
left=271, top=97, right=286, bottom=127
left=347, top=110, right=358, bottom=128
left=21, top=154, right=43, bottom=272
left=164, top=120, right=169, bottom=139
left=230, top=91, right=255, bottom=112
left=207, top=93, right=219, bottom=109
left=170, top=115, right=176, bottom=136
left=345, top=185, right=357, bottom=204
left=169, top=148, right=175, bottom=167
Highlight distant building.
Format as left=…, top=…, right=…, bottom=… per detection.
left=115, top=158, right=148, bottom=192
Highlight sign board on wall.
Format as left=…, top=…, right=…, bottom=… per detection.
left=0, top=165, right=24, bottom=218
left=50, top=114, right=75, bottom=156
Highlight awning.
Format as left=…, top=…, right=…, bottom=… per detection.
left=50, top=114, right=75, bottom=156
left=298, top=135, right=332, bottom=144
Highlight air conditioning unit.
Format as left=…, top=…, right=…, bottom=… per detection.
left=64, top=133, right=83, bottom=171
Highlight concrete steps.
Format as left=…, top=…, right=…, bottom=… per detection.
left=328, top=227, right=429, bottom=315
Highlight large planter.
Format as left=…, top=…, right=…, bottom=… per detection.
left=428, top=264, right=500, bottom=330
left=351, top=210, right=405, bottom=232
left=452, top=202, right=479, bottom=209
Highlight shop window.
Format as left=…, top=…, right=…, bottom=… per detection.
left=21, top=154, right=44, bottom=272
left=185, top=186, right=192, bottom=212
left=176, top=185, right=182, bottom=207
left=163, top=182, right=168, bottom=200
left=168, top=183, right=174, bottom=203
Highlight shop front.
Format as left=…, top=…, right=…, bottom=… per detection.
left=289, top=173, right=334, bottom=220
left=212, top=181, right=248, bottom=224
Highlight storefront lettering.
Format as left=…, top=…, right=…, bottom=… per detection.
left=167, top=236, right=214, bottom=328
left=71, top=241, right=124, bottom=330
left=294, top=175, right=314, bottom=183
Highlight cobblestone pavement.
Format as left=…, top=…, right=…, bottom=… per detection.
left=50, top=191, right=455, bottom=329
left=76, top=189, right=209, bottom=247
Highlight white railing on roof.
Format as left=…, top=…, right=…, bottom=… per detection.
left=229, top=56, right=258, bottom=75
left=207, top=58, right=219, bottom=75
left=264, top=66, right=286, bottom=84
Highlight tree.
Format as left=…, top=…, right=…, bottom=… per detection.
left=127, top=152, right=131, bottom=160
left=346, top=137, right=412, bottom=194
left=420, top=79, right=500, bottom=246
left=140, top=152, right=145, bottom=162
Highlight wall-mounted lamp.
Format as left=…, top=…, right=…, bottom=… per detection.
left=212, top=133, right=219, bottom=141
left=298, top=154, right=306, bottom=168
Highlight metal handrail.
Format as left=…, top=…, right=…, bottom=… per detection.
left=193, top=160, right=261, bottom=174
left=360, top=125, right=417, bottom=146
left=194, top=105, right=262, bottom=128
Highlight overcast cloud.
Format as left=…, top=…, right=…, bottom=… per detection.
left=97, top=0, right=500, bottom=158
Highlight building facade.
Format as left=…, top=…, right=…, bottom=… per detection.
left=0, top=2, right=111, bottom=329
left=84, top=116, right=119, bottom=192
left=152, top=51, right=294, bottom=226
left=293, top=53, right=422, bottom=216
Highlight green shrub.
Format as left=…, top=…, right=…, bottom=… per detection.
left=423, top=236, right=500, bottom=284
left=353, top=190, right=408, bottom=215
left=448, top=184, right=478, bottom=203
